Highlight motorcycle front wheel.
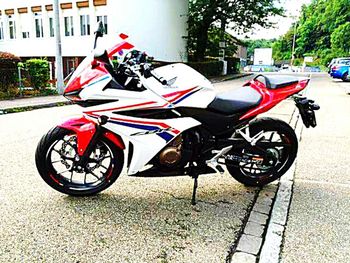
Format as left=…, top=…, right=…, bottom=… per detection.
left=35, top=126, right=124, bottom=196
left=226, top=117, right=298, bottom=186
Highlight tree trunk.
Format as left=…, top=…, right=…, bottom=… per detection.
left=194, top=23, right=210, bottom=61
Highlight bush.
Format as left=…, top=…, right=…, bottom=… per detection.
left=0, top=52, right=20, bottom=97
left=26, top=59, right=50, bottom=89
left=187, top=60, right=223, bottom=77
left=225, top=57, right=241, bottom=74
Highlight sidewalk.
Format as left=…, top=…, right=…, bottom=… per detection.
left=281, top=75, right=350, bottom=262
left=0, top=95, right=70, bottom=114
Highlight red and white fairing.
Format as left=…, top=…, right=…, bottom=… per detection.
left=64, top=36, right=216, bottom=174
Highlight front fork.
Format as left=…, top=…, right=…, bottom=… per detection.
left=76, top=116, right=109, bottom=168
left=58, top=115, right=125, bottom=170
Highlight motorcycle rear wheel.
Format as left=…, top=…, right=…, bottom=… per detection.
left=226, top=117, right=298, bottom=186
left=35, top=126, right=124, bottom=196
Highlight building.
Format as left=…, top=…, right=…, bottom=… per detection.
left=0, top=0, right=188, bottom=76
left=234, top=41, right=247, bottom=68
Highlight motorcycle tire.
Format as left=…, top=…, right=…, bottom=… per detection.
left=226, top=117, right=298, bottom=186
left=35, top=126, right=124, bottom=196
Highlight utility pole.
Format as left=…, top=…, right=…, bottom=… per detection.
left=291, top=21, right=297, bottom=66
left=54, top=0, right=64, bottom=94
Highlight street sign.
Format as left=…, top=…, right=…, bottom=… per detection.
left=304, top=56, right=313, bottom=63
left=219, top=42, right=226, bottom=48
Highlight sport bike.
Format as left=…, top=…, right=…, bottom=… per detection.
left=35, top=22, right=319, bottom=204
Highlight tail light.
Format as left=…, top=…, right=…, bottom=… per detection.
left=332, top=66, right=339, bottom=71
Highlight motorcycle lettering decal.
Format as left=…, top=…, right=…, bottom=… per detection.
left=131, top=127, right=175, bottom=136
left=108, top=118, right=178, bottom=142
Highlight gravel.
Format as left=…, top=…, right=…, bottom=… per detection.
left=0, top=80, right=257, bottom=263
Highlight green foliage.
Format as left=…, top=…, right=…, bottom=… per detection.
left=0, top=52, right=20, bottom=98
left=225, top=57, right=241, bottom=74
left=245, top=39, right=275, bottom=59
left=331, top=22, right=350, bottom=54
left=187, top=61, right=223, bottom=77
left=26, top=59, right=50, bottom=89
left=272, top=0, right=350, bottom=66
left=188, top=0, right=284, bottom=61
left=205, top=26, right=239, bottom=58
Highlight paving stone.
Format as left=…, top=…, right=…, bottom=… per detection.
left=236, top=234, right=262, bottom=255
left=230, top=252, right=256, bottom=263
left=259, top=189, right=276, bottom=199
left=255, top=195, right=273, bottom=207
left=248, top=211, right=268, bottom=225
left=244, top=221, right=265, bottom=237
left=259, top=222, right=284, bottom=263
left=270, top=181, right=292, bottom=225
left=252, top=202, right=271, bottom=215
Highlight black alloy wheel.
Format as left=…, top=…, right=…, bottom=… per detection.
left=226, top=117, right=298, bottom=186
left=35, top=126, right=124, bottom=196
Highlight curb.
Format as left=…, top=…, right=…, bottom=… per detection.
left=222, top=73, right=253, bottom=82
left=229, top=107, right=303, bottom=263
left=0, top=101, right=72, bottom=115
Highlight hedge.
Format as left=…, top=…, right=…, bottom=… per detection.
left=225, top=57, right=241, bottom=74
left=187, top=60, right=223, bottom=77
left=26, top=59, right=50, bottom=89
left=0, top=52, right=21, bottom=98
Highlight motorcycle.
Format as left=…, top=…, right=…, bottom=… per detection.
left=35, top=22, right=320, bottom=204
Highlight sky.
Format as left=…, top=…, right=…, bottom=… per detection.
left=230, top=0, right=312, bottom=40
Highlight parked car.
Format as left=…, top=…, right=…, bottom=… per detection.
left=250, top=65, right=277, bottom=72
left=243, top=65, right=251, bottom=72
left=328, top=57, right=350, bottom=72
left=304, top=66, right=322, bottom=72
left=330, top=61, right=350, bottom=81
left=279, top=64, right=294, bottom=72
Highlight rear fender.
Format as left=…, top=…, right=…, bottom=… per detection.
left=58, top=116, right=124, bottom=156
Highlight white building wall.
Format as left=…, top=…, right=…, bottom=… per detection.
left=0, top=0, right=188, bottom=62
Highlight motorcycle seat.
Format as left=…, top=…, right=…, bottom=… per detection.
left=254, top=74, right=301, bottom=89
left=208, top=86, right=262, bottom=115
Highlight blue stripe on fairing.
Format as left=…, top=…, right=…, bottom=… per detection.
left=108, top=119, right=174, bottom=142
left=173, top=88, right=201, bottom=105
left=86, top=75, right=110, bottom=87
left=158, top=132, right=173, bottom=141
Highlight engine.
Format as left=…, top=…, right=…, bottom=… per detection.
left=158, top=135, right=183, bottom=167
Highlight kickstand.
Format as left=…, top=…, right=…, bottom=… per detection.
left=191, top=175, right=199, bottom=205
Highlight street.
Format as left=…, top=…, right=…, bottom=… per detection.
left=0, top=73, right=349, bottom=262
left=281, top=74, right=350, bottom=262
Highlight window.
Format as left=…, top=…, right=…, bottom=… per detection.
left=8, top=18, right=16, bottom=39
left=80, top=15, right=90, bottom=36
left=97, top=15, right=107, bottom=34
left=49, top=17, right=54, bottom=37
left=64, top=16, right=74, bottom=36
left=22, top=32, right=30, bottom=38
left=0, top=20, right=4, bottom=40
left=35, top=15, right=44, bottom=38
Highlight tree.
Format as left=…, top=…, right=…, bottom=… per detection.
left=188, top=0, right=284, bottom=61
left=272, top=0, right=350, bottom=65
left=331, top=22, right=350, bottom=55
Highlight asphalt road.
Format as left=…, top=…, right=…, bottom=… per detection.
left=0, top=78, right=261, bottom=263
left=281, top=74, right=350, bottom=262
left=0, top=73, right=328, bottom=263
